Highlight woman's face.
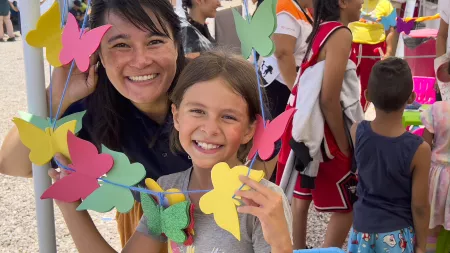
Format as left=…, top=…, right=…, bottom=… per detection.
left=342, top=0, right=363, bottom=23
left=198, top=0, right=221, bottom=19
left=98, top=9, right=178, bottom=106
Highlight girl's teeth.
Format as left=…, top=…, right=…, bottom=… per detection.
left=128, top=74, right=158, bottom=82
left=196, top=141, right=220, bottom=150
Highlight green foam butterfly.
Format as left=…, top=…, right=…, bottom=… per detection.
left=140, top=192, right=192, bottom=244
left=18, top=110, right=86, bottom=133
left=232, top=0, right=278, bottom=59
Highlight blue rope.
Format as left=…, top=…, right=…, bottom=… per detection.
left=53, top=159, right=211, bottom=197
left=52, top=0, right=92, bottom=128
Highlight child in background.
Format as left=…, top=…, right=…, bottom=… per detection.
left=421, top=62, right=450, bottom=253
left=276, top=0, right=364, bottom=249
left=435, top=0, right=449, bottom=101
left=52, top=51, right=294, bottom=253
left=348, top=57, right=431, bottom=253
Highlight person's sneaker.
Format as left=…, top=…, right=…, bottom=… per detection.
left=6, top=37, right=16, bottom=42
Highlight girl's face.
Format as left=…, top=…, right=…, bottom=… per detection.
left=99, top=9, right=178, bottom=105
left=197, top=0, right=221, bottom=19
left=341, top=0, right=363, bottom=23
left=172, top=77, right=256, bottom=170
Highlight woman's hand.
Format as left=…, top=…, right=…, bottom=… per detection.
left=235, top=176, right=292, bottom=253
left=48, top=153, right=73, bottom=206
left=49, top=52, right=98, bottom=117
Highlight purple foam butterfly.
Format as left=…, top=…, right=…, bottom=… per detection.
left=396, top=18, right=415, bottom=35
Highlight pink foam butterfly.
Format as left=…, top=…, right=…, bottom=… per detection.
left=41, top=132, right=114, bottom=202
left=248, top=108, right=296, bottom=161
left=59, top=13, right=112, bottom=72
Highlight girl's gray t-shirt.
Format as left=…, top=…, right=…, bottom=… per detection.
left=136, top=168, right=293, bottom=253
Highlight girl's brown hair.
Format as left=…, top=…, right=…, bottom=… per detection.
left=170, top=50, right=266, bottom=162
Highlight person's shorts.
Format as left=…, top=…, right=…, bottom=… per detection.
left=348, top=226, right=415, bottom=253
left=293, top=125, right=358, bottom=213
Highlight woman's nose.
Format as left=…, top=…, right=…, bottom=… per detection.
left=130, top=49, right=152, bottom=69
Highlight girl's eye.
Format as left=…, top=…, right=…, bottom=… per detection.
left=113, top=43, right=129, bottom=48
left=190, top=109, right=205, bottom=114
left=223, top=115, right=237, bottom=121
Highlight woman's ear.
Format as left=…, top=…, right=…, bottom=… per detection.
left=171, top=104, right=181, bottom=131
left=241, top=119, right=257, bottom=145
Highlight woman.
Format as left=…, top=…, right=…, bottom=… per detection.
left=0, top=0, right=276, bottom=248
left=181, top=0, right=220, bottom=56
left=348, top=0, right=399, bottom=111
left=259, top=0, right=313, bottom=118
left=0, top=0, right=15, bottom=41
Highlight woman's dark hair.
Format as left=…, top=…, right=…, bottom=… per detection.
left=303, top=0, right=341, bottom=62
left=170, top=50, right=265, bottom=162
left=85, top=0, right=186, bottom=150
left=182, top=0, right=193, bottom=20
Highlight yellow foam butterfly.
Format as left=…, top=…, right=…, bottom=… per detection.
left=13, top=118, right=76, bottom=166
left=199, top=162, right=265, bottom=241
left=145, top=178, right=186, bottom=206
left=26, top=1, right=63, bottom=67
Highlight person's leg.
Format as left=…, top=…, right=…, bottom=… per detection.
left=4, top=12, right=14, bottom=38
left=292, top=177, right=313, bottom=249
left=0, top=15, right=5, bottom=39
left=323, top=212, right=353, bottom=247
left=292, top=197, right=312, bottom=249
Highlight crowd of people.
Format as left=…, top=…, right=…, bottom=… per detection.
left=0, top=0, right=449, bottom=252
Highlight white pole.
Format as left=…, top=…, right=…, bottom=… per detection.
left=18, top=0, right=57, bottom=252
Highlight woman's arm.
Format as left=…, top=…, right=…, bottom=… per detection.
left=0, top=62, right=97, bottom=177
left=320, top=28, right=353, bottom=156
left=273, top=34, right=297, bottom=90
left=437, top=19, right=449, bottom=57
left=411, top=142, right=431, bottom=253
left=384, top=27, right=398, bottom=58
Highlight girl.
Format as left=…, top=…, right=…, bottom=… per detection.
left=181, top=0, right=220, bottom=56
left=259, top=0, right=313, bottom=117
left=276, top=0, right=364, bottom=249
left=435, top=0, right=449, bottom=101
left=349, top=57, right=430, bottom=253
left=52, top=51, right=293, bottom=253
left=348, top=0, right=399, bottom=111
left=0, top=0, right=15, bottom=41
left=421, top=62, right=450, bottom=253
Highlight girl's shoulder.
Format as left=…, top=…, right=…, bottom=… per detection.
left=157, top=168, right=192, bottom=191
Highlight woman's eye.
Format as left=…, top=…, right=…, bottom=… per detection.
left=113, top=43, right=129, bottom=48
left=148, top=40, right=164, bottom=46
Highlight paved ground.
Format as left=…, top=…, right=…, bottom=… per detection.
left=0, top=4, right=377, bottom=251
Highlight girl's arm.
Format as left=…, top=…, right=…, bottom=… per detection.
left=384, top=27, right=398, bottom=58
left=437, top=19, right=449, bottom=58
left=320, top=28, right=353, bottom=156
left=422, top=128, right=434, bottom=148
left=410, top=142, right=431, bottom=253
left=51, top=154, right=162, bottom=253
left=273, top=34, right=297, bottom=90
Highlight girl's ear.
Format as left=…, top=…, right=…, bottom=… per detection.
left=364, top=89, right=370, bottom=103
left=241, top=119, right=257, bottom=145
left=171, top=104, right=181, bottom=131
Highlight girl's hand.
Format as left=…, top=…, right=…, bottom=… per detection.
left=49, top=51, right=98, bottom=115
left=235, top=176, right=292, bottom=253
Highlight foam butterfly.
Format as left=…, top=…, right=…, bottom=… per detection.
left=396, top=18, right=415, bottom=35
left=232, top=0, right=277, bottom=59
left=13, top=118, right=76, bottom=166
left=18, top=110, right=86, bottom=134
left=199, top=162, right=265, bottom=241
left=380, top=10, right=397, bottom=31
left=141, top=191, right=194, bottom=244
left=248, top=108, right=296, bottom=161
left=41, top=132, right=114, bottom=202
left=26, top=1, right=63, bottom=67
left=76, top=146, right=146, bottom=213
left=59, top=13, right=112, bottom=72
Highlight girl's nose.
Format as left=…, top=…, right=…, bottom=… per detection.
left=201, top=118, right=220, bottom=136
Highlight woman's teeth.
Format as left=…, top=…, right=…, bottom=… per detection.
left=195, top=141, right=221, bottom=150
left=128, top=74, right=158, bottom=82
